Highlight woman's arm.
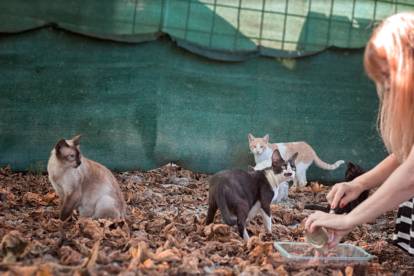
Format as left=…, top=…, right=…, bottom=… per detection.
left=356, top=154, right=400, bottom=190
left=306, top=147, right=414, bottom=248
left=343, top=151, right=414, bottom=228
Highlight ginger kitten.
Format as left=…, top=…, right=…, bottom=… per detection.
left=47, top=134, right=126, bottom=221
left=248, top=134, right=344, bottom=187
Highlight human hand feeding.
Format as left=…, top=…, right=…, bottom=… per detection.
left=305, top=211, right=354, bottom=249
left=326, top=181, right=365, bottom=210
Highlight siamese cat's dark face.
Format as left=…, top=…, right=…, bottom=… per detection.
left=270, top=149, right=298, bottom=182
left=54, top=134, right=83, bottom=168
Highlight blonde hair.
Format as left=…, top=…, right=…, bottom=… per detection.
left=364, top=12, right=414, bottom=163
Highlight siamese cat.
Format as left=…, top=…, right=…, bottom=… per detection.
left=206, top=149, right=298, bottom=241
left=248, top=165, right=289, bottom=204
left=47, top=134, right=126, bottom=221
left=304, top=161, right=369, bottom=214
left=248, top=134, right=344, bottom=187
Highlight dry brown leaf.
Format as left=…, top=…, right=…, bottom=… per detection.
left=345, top=266, right=353, bottom=276
left=0, top=164, right=10, bottom=175
left=204, top=224, right=230, bottom=242
left=0, top=231, right=31, bottom=262
left=215, top=269, right=230, bottom=275
left=331, top=270, right=344, bottom=276
left=42, top=219, right=61, bottom=232
left=177, top=255, right=202, bottom=275
left=58, top=246, right=83, bottom=265
left=263, top=252, right=284, bottom=268
left=309, top=182, right=324, bottom=194
left=270, top=205, right=279, bottom=212
left=145, top=219, right=166, bottom=234
left=36, top=264, right=54, bottom=276
left=367, top=263, right=384, bottom=274
left=41, top=192, right=55, bottom=203
left=7, top=265, right=38, bottom=276
left=81, top=239, right=100, bottom=268
left=246, top=236, right=260, bottom=251
left=99, top=249, right=131, bottom=264
left=276, top=265, right=289, bottom=276
left=128, top=242, right=153, bottom=271
left=140, top=259, right=157, bottom=270
left=249, top=244, right=273, bottom=257
left=75, top=218, right=104, bottom=241
left=153, top=249, right=181, bottom=262
left=157, top=262, right=169, bottom=273
left=22, top=192, right=43, bottom=206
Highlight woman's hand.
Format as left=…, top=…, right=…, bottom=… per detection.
left=326, top=181, right=365, bottom=209
left=305, top=211, right=354, bottom=248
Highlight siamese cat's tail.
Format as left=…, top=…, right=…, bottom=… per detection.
left=313, top=153, right=344, bottom=170
left=304, top=204, right=329, bottom=212
left=217, top=193, right=237, bottom=226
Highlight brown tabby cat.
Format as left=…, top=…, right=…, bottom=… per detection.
left=248, top=134, right=344, bottom=187
left=47, top=134, right=126, bottom=221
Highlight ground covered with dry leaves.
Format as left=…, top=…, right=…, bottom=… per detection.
left=0, top=164, right=414, bottom=276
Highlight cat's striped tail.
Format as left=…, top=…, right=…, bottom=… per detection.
left=313, top=154, right=345, bottom=170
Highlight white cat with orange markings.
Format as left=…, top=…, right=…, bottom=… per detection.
left=248, top=134, right=344, bottom=187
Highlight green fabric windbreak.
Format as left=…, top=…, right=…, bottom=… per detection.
left=0, top=28, right=388, bottom=182
left=2, top=0, right=414, bottom=60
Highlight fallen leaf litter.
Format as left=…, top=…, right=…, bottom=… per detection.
left=0, top=164, right=413, bottom=275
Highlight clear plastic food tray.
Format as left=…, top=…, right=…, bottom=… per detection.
left=274, top=242, right=373, bottom=276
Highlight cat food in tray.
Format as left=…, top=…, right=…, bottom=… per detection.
left=274, top=242, right=373, bottom=276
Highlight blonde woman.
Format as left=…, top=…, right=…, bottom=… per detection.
left=305, top=12, right=414, bottom=255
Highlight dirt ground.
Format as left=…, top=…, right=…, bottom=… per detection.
left=0, top=164, right=413, bottom=276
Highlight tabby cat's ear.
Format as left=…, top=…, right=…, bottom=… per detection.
left=248, top=165, right=255, bottom=172
left=55, top=139, right=70, bottom=154
left=248, top=134, right=255, bottom=142
left=72, top=134, right=83, bottom=146
left=263, top=134, right=269, bottom=143
left=271, top=149, right=283, bottom=165
left=288, top=152, right=299, bottom=164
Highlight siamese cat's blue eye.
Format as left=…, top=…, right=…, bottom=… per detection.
left=69, top=155, right=75, bottom=158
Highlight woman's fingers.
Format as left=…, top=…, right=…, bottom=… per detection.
left=331, top=185, right=346, bottom=209
left=305, top=211, right=324, bottom=233
left=338, top=193, right=353, bottom=209
left=305, top=217, right=313, bottom=232
left=305, top=213, right=354, bottom=249
left=326, top=184, right=338, bottom=205
left=327, top=231, right=342, bottom=249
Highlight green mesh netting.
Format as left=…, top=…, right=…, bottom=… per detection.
left=0, top=28, right=387, bottom=182
left=2, top=0, right=414, bottom=60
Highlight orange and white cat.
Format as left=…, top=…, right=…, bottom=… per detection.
left=47, top=134, right=126, bottom=221
left=248, top=134, right=344, bottom=187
